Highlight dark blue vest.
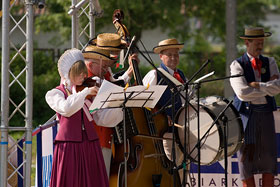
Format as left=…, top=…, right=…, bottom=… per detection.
left=156, top=63, right=186, bottom=118
left=233, top=53, right=277, bottom=127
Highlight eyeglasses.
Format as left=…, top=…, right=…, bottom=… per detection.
left=163, top=53, right=179, bottom=58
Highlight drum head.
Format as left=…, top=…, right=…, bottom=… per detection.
left=201, top=96, right=244, bottom=158
left=175, top=104, right=223, bottom=165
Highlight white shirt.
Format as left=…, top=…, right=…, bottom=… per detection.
left=107, top=68, right=131, bottom=84
left=259, top=79, right=280, bottom=96
left=45, top=84, right=123, bottom=127
left=143, top=66, right=178, bottom=86
left=142, top=66, right=192, bottom=104
left=230, top=53, right=280, bottom=104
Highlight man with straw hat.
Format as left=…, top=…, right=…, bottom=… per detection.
left=85, top=33, right=137, bottom=82
left=230, top=27, right=280, bottom=187
left=143, top=38, right=188, bottom=182
left=82, top=33, right=139, bottom=179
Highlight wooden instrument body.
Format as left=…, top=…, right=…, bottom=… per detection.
left=110, top=108, right=181, bottom=187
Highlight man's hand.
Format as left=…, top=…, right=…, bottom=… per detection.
left=127, top=53, right=140, bottom=77
left=248, top=82, right=260, bottom=89
left=270, top=74, right=279, bottom=81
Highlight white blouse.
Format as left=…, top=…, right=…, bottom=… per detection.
left=45, top=84, right=123, bottom=127
left=230, top=53, right=280, bottom=104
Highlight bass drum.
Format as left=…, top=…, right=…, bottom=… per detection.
left=175, top=96, right=244, bottom=165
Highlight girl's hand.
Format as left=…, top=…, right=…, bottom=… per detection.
left=88, top=86, right=99, bottom=96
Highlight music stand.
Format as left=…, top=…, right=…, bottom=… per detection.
left=89, top=80, right=167, bottom=187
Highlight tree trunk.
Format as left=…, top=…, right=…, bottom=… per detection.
left=225, top=0, right=237, bottom=99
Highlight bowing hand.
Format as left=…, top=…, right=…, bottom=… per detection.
left=88, top=86, right=99, bottom=97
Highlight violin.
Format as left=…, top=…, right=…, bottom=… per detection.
left=76, top=76, right=126, bottom=99
left=76, top=77, right=100, bottom=99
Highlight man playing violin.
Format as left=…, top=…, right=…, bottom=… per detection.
left=82, top=33, right=139, bottom=179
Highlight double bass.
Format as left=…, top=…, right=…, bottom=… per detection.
left=109, top=9, right=181, bottom=187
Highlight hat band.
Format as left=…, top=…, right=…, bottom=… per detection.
left=242, top=34, right=268, bottom=38
left=83, top=51, right=115, bottom=60
left=155, top=43, right=184, bottom=48
left=96, top=44, right=124, bottom=49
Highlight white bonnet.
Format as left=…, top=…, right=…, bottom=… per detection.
left=57, top=48, right=84, bottom=81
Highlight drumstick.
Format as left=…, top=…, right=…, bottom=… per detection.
left=174, top=123, right=183, bottom=129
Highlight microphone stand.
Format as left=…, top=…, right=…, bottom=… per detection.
left=186, top=98, right=233, bottom=187
left=179, top=59, right=211, bottom=187
left=222, top=114, right=229, bottom=187
left=187, top=74, right=242, bottom=187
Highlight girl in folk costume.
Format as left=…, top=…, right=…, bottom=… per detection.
left=45, top=48, right=122, bottom=187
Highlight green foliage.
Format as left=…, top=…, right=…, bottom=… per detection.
left=0, top=50, right=59, bottom=127
left=33, top=50, right=60, bottom=125
left=4, top=0, right=280, bottom=126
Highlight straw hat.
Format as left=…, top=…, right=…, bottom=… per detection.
left=82, top=45, right=117, bottom=61
left=153, top=38, right=184, bottom=54
left=88, top=33, right=127, bottom=51
left=58, top=48, right=84, bottom=81
left=239, top=27, right=272, bottom=39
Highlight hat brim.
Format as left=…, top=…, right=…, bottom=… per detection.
left=153, top=44, right=184, bottom=54
left=90, top=38, right=127, bottom=51
left=82, top=51, right=116, bottom=61
left=239, top=32, right=272, bottom=39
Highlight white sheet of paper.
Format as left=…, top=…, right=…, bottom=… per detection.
left=89, top=80, right=167, bottom=111
left=158, top=67, right=183, bottom=86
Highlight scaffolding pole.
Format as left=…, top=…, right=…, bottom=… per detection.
left=0, top=0, right=11, bottom=186
left=71, top=0, right=79, bottom=48
left=25, top=0, right=34, bottom=186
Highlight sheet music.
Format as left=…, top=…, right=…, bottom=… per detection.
left=89, top=80, right=167, bottom=111
left=158, top=68, right=183, bottom=86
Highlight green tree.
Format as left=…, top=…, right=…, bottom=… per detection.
left=13, top=0, right=280, bottom=126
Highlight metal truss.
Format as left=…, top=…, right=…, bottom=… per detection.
left=1, top=0, right=38, bottom=186
left=0, top=0, right=101, bottom=186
